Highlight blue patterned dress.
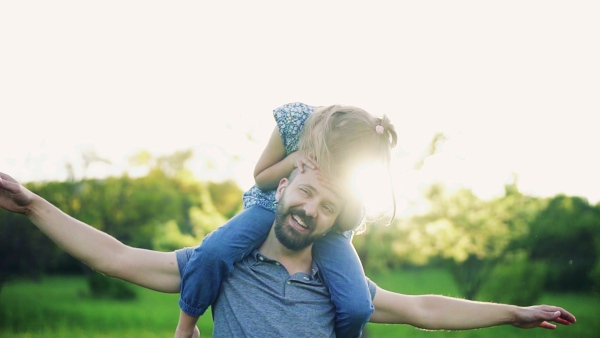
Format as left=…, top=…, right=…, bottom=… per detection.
left=242, top=102, right=316, bottom=212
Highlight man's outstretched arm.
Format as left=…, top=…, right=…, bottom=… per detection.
left=0, top=172, right=182, bottom=293
left=370, top=286, right=576, bottom=330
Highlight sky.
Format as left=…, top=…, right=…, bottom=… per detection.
left=1, top=1, right=599, bottom=212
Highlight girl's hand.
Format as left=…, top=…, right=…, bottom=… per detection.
left=290, top=151, right=317, bottom=173
left=174, top=325, right=199, bottom=338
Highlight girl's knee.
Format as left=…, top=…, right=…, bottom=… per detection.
left=338, top=298, right=374, bottom=322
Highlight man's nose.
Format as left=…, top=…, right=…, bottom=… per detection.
left=304, top=200, right=318, bottom=218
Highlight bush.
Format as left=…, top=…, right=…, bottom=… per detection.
left=479, top=251, right=547, bottom=306
left=86, top=271, right=137, bottom=300
left=590, top=261, right=600, bottom=295
left=528, top=195, right=599, bottom=292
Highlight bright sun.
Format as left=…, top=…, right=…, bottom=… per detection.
left=350, top=162, right=395, bottom=217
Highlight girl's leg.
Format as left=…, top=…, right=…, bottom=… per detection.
left=179, top=206, right=275, bottom=317
left=312, top=230, right=373, bottom=338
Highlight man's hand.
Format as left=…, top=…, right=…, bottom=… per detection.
left=0, top=172, right=33, bottom=214
left=512, top=305, right=576, bottom=329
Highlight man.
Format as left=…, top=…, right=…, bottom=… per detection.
left=0, top=169, right=576, bottom=337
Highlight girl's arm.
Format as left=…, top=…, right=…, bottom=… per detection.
left=254, top=126, right=316, bottom=190
left=0, top=173, right=181, bottom=293
left=370, top=287, right=576, bottom=330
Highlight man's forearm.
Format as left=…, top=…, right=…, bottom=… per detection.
left=412, top=295, right=516, bottom=330
left=371, top=288, right=516, bottom=330
left=27, top=194, right=126, bottom=274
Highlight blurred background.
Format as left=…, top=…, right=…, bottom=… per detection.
left=1, top=1, right=598, bottom=337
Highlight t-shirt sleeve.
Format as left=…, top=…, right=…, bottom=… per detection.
left=272, top=102, right=315, bottom=154
left=366, top=277, right=377, bottom=300
left=175, top=247, right=195, bottom=276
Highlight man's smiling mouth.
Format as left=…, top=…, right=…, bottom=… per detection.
left=292, top=214, right=309, bottom=230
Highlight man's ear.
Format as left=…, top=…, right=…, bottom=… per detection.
left=275, top=177, right=289, bottom=202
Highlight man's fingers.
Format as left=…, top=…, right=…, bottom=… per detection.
left=0, top=175, right=7, bottom=186
left=545, top=307, right=576, bottom=325
left=0, top=176, right=19, bottom=193
left=560, top=309, right=577, bottom=324
left=539, top=321, right=557, bottom=330
left=539, top=309, right=574, bottom=328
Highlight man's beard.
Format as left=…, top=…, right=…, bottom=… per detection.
left=274, top=196, right=321, bottom=251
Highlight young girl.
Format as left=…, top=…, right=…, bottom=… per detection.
left=176, top=102, right=397, bottom=338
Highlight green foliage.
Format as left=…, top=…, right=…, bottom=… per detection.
left=0, top=152, right=242, bottom=290
left=448, top=255, right=496, bottom=300
left=590, top=260, right=600, bottom=294
left=207, top=180, right=243, bottom=219
left=357, top=178, right=600, bottom=302
left=526, top=195, right=599, bottom=292
left=354, top=218, right=409, bottom=272
left=390, top=183, right=538, bottom=299
left=86, top=271, right=137, bottom=300
left=26, top=172, right=196, bottom=252
left=189, top=182, right=229, bottom=239
left=189, top=206, right=227, bottom=239
left=478, top=251, right=547, bottom=306
left=153, top=220, right=199, bottom=251
left=0, top=203, right=66, bottom=284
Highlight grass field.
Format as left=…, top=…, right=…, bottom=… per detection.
left=363, top=269, right=597, bottom=337
left=1, top=269, right=596, bottom=337
left=0, top=277, right=213, bottom=338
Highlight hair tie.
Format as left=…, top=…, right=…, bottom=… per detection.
left=375, top=125, right=384, bottom=135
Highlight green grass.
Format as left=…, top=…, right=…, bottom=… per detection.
left=0, top=276, right=214, bottom=338
left=1, top=270, right=597, bottom=337
left=365, top=268, right=598, bottom=337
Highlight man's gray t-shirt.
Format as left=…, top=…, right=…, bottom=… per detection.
left=176, top=247, right=377, bottom=338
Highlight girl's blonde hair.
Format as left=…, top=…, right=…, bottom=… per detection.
left=298, top=104, right=397, bottom=178
left=298, top=105, right=398, bottom=226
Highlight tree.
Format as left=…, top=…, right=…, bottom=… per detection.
left=526, top=195, right=599, bottom=292
left=207, top=180, right=243, bottom=219
left=394, top=182, right=542, bottom=300
left=0, top=149, right=234, bottom=298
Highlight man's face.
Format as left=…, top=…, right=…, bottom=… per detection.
left=274, top=168, right=344, bottom=251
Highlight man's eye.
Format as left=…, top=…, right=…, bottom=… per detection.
left=324, top=205, right=334, bottom=214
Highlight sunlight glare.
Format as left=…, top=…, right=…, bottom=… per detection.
left=350, top=162, right=394, bottom=216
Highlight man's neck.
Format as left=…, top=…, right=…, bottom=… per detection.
left=258, top=227, right=314, bottom=275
